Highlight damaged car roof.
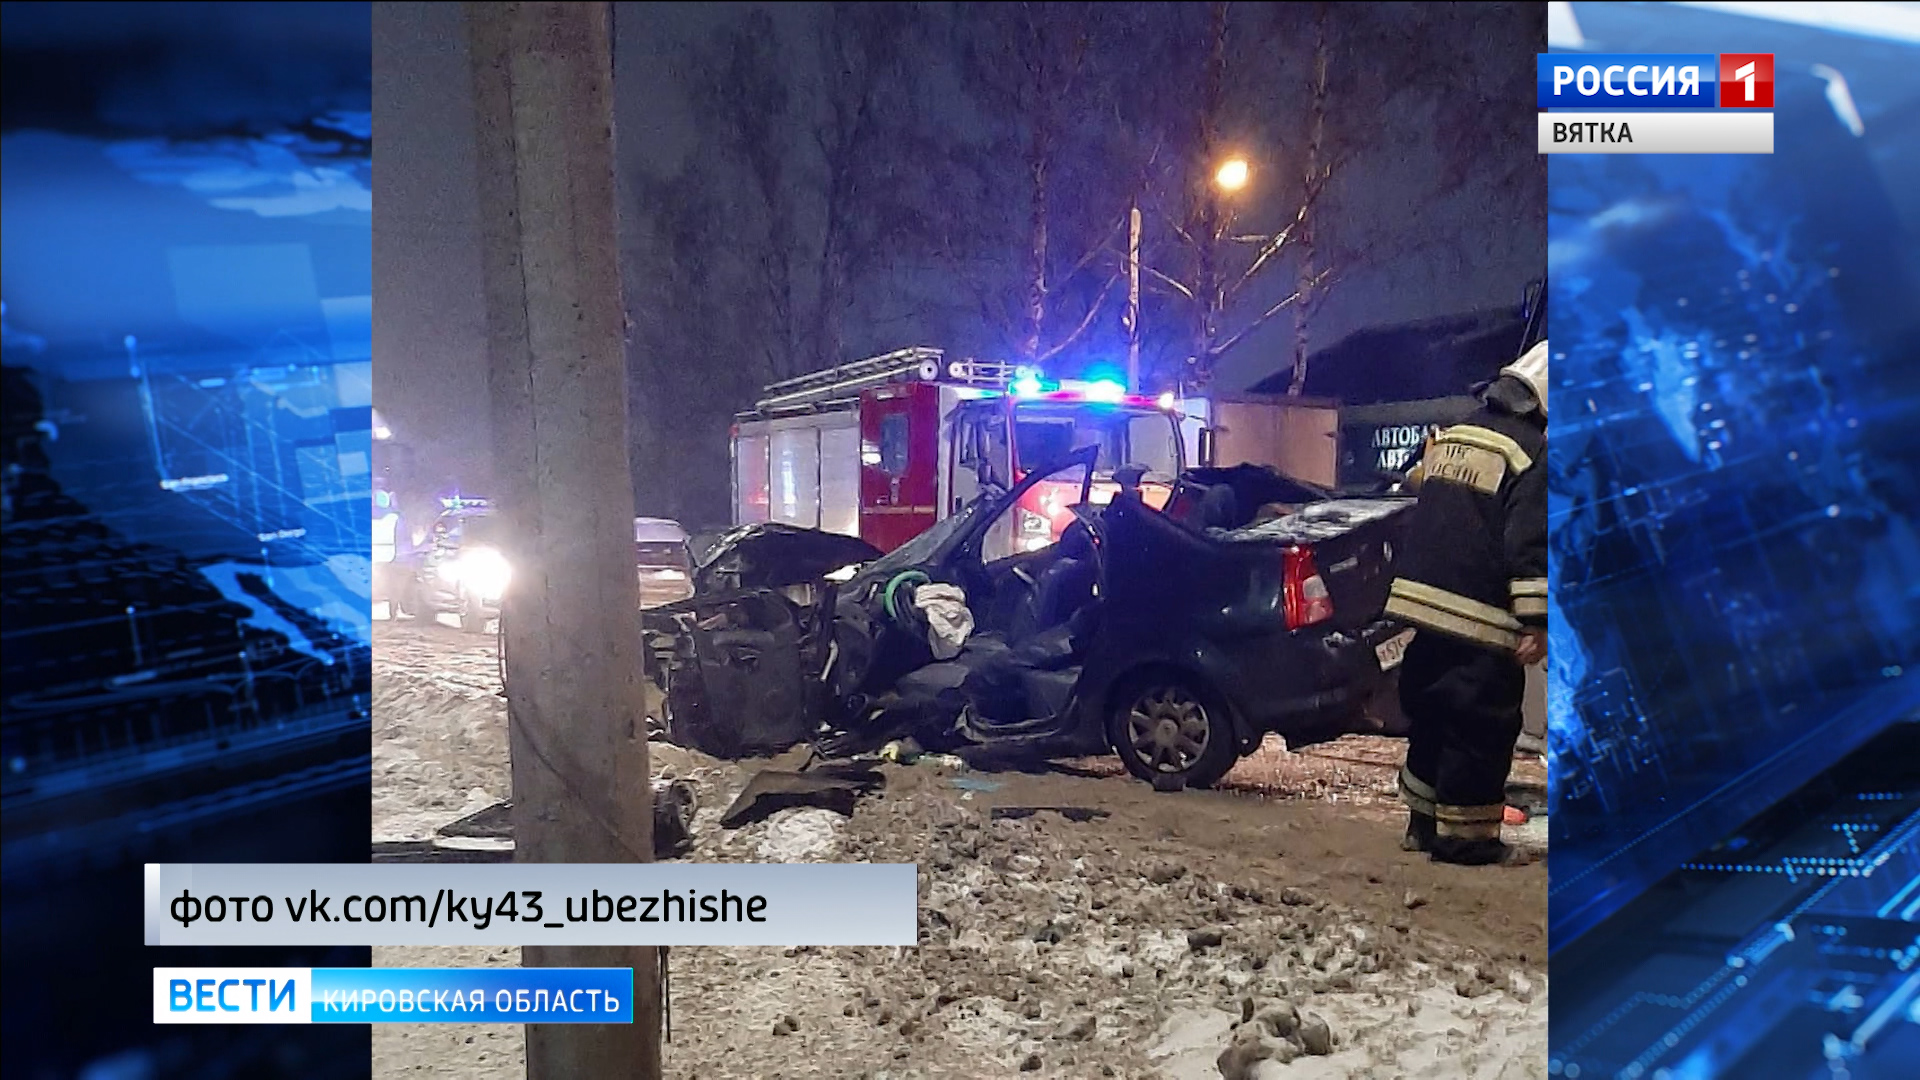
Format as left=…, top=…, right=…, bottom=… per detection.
left=1212, top=497, right=1413, bottom=544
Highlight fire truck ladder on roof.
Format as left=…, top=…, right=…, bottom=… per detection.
left=754, top=347, right=1019, bottom=412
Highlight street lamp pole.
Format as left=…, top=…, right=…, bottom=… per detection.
left=1195, top=156, right=1250, bottom=388
left=1125, top=200, right=1142, bottom=394
left=1126, top=157, right=1250, bottom=395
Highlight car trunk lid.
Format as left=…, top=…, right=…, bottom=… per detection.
left=1220, top=497, right=1415, bottom=633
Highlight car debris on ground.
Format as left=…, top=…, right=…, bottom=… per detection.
left=371, top=776, right=699, bottom=863
left=717, top=761, right=887, bottom=829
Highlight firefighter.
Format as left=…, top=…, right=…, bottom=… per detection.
left=1401, top=431, right=1437, bottom=493
left=1384, top=340, right=1548, bottom=866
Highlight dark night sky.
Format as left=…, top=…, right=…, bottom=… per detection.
left=372, top=1, right=1545, bottom=503
left=370, top=0, right=484, bottom=494
left=373, top=1, right=747, bottom=493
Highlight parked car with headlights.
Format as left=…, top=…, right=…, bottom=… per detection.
left=636, top=516, right=696, bottom=608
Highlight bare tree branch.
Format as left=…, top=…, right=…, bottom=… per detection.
left=1206, top=265, right=1333, bottom=361
left=1061, top=216, right=1126, bottom=284
left=1137, top=262, right=1195, bottom=302
left=1164, top=214, right=1201, bottom=253
left=1034, top=274, right=1120, bottom=365
left=1225, top=204, right=1307, bottom=303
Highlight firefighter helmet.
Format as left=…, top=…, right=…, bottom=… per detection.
left=1501, top=339, right=1549, bottom=418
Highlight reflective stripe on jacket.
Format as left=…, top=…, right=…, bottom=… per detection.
left=1385, top=408, right=1547, bottom=654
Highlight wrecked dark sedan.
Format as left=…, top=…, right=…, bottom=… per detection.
left=643, top=447, right=1416, bottom=789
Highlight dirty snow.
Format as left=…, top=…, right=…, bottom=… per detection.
left=756, top=807, right=846, bottom=862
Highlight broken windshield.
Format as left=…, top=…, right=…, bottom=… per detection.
left=1014, top=404, right=1179, bottom=480
left=855, top=488, right=998, bottom=584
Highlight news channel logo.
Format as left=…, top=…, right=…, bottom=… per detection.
left=1536, top=53, right=1776, bottom=110
left=1534, top=53, right=1775, bottom=155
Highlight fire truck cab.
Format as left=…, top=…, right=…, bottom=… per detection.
left=731, top=347, right=1186, bottom=557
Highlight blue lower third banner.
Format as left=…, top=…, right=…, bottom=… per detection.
left=153, top=967, right=634, bottom=1024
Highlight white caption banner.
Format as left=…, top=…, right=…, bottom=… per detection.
left=1539, top=112, right=1774, bottom=154
left=146, top=862, right=919, bottom=946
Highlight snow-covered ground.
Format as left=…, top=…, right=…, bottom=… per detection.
left=371, top=621, right=1547, bottom=1078
left=371, top=622, right=511, bottom=843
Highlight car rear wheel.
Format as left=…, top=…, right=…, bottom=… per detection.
left=393, top=577, right=419, bottom=619
left=1108, top=674, right=1238, bottom=790
left=458, top=591, right=490, bottom=635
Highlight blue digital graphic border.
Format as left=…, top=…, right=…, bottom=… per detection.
left=2, top=4, right=374, bottom=1076
left=1546, top=2, right=1920, bottom=1076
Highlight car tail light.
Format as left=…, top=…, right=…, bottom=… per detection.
left=1283, top=545, right=1334, bottom=630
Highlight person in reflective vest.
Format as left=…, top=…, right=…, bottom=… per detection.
left=373, top=498, right=403, bottom=565
left=1384, top=340, right=1549, bottom=866
left=1400, top=430, right=1436, bottom=493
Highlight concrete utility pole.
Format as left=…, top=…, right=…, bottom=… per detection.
left=466, top=4, right=661, bottom=1078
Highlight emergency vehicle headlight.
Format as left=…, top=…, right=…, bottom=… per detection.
left=451, top=546, right=513, bottom=600
left=1084, top=379, right=1126, bottom=403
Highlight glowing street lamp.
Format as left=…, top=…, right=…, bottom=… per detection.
left=1214, top=157, right=1251, bottom=194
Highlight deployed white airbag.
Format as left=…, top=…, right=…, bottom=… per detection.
left=912, top=583, right=974, bottom=660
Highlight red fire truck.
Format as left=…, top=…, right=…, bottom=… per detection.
left=730, top=347, right=1189, bottom=556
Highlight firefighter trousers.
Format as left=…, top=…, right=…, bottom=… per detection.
left=1396, top=631, right=1525, bottom=844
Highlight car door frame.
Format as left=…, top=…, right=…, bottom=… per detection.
left=939, top=446, right=1098, bottom=588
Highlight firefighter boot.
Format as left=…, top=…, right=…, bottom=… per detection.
left=1402, top=811, right=1437, bottom=853
left=1429, top=836, right=1537, bottom=867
